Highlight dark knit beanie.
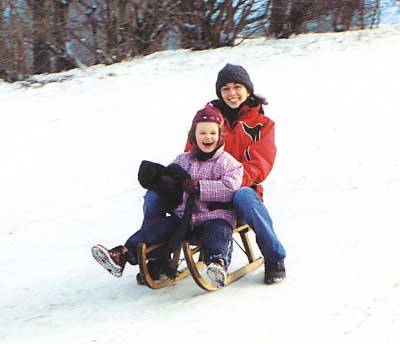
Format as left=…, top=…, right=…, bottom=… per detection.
left=215, top=63, right=254, bottom=99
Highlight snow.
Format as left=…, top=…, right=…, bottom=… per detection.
left=1, top=24, right=400, bottom=344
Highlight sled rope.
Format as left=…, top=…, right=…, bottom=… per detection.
left=233, top=236, right=246, bottom=255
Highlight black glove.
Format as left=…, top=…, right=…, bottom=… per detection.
left=182, top=179, right=199, bottom=196
left=165, top=163, right=191, bottom=180
left=155, top=165, right=191, bottom=209
left=157, top=174, right=181, bottom=194
left=138, top=160, right=166, bottom=189
left=138, top=161, right=193, bottom=212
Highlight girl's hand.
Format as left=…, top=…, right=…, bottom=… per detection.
left=182, top=179, right=200, bottom=196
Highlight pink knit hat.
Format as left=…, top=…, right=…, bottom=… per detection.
left=191, top=103, right=223, bottom=126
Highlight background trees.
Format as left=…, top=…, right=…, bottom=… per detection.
left=173, top=0, right=268, bottom=49
left=0, top=0, right=394, bottom=82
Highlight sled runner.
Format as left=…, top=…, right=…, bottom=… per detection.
left=137, top=224, right=264, bottom=291
left=136, top=241, right=195, bottom=289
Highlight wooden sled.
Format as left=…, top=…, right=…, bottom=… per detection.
left=137, top=224, right=264, bottom=291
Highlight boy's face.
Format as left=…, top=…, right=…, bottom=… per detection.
left=220, top=82, right=250, bottom=109
left=195, top=122, right=220, bottom=153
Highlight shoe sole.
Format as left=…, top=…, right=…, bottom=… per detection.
left=264, top=272, right=286, bottom=284
left=91, top=245, right=123, bottom=278
left=207, top=264, right=226, bottom=288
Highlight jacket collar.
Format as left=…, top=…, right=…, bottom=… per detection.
left=189, top=145, right=225, bottom=162
left=211, top=98, right=262, bottom=128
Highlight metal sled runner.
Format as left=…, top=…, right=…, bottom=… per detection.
left=137, top=224, right=264, bottom=291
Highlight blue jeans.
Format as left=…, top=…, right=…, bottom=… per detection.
left=124, top=213, right=181, bottom=265
left=193, top=219, right=233, bottom=267
left=142, top=188, right=286, bottom=263
left=233, top=187, right=286, bottom=262
left=139, top=191, right=233, bottom=267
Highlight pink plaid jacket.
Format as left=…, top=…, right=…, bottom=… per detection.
left=172, top=146, right=243, bottom=229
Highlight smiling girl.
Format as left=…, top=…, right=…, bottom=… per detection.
left=92, top=104, right=243, bottom=288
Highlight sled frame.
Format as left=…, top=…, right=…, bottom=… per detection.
left=137, top=242, right=200, bottom=289
left=183, top=224, right=264, bottom=291
left=137, top=224, right=263, bottom=290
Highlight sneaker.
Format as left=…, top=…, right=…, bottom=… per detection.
left=207, top=260, right=227, bottom=288
left=91, top=244, right=127, bottom=278
left=264, top=259, right=286, bottom=284
left=136, top=272, right=146, bottom=285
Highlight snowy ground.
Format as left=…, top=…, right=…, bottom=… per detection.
left=1, top=24, right=400, bottom=344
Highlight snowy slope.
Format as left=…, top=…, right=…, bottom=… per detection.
left=1, top=25, right=400, bottom=344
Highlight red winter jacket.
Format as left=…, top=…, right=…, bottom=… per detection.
left=185, top=101, right=276, bottom=200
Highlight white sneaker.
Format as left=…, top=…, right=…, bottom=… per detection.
left=207, top=262, right=227, bottom=288
left=91, top=244, right=125, bottom=278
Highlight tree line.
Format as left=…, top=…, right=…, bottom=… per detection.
left=0, top=0, right=385, bottom=82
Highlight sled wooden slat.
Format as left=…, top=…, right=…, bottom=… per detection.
left=182, top=241, right=216, bottom=290
left=183, top=224, right=264, bottom=291
left=239, top=226, right=257, bottom=262
left=142, top=242, right=165, bottom=254
left=137, top=243, right=205, bottom=289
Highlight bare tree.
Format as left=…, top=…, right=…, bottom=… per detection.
left=66, top=0, right=173, bottom=65
left=267, top=0, right=383, bottom=38
left=0, top=1, right=31, bottom=81
left=117, top=0, right=130, bottom=56
left=51, top=0, right=76, bottom=71
left=287, top=0, right=314, bottom=35
left=369, top=0, right=381, bottom=27
left=332, top=0, right=361, bottom=31
left=0, top=0, right=390, bottom=81
left=173, top=0, right=268, bottom=50
left=128, top=0, right=173, bottom=56
left=103, top=0, right=119, bottom=60
left=0, top=1, right=6, bottom=79
left=29, top=0, right=51, bottom=74
left=269, top=0, right=289, bottom=37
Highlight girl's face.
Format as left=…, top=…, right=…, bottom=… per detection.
left=195, top=122, right=220, bottom=153
left=220, top=82, right=250, bottom=109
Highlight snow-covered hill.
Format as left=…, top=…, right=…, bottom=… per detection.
left=1, top=25, right=400, bottom=344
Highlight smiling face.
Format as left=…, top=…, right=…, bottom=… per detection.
left=220, top=82, right=250, bottom=109
left=195, top=121, right=220, bottom=153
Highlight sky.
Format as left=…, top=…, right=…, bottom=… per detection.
left=1, top=23, right=400, bottom=344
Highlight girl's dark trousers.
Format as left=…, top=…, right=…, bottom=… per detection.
left=124, top=215, right=233, bottom=267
